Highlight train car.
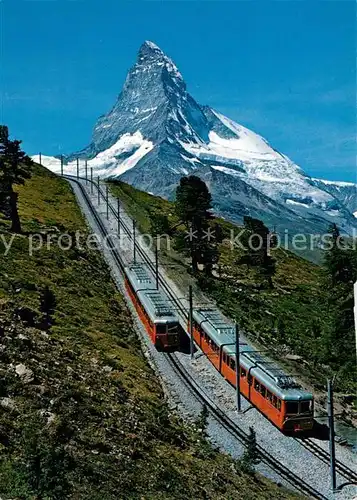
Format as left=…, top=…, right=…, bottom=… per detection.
left=124, top=264, right=180, bottom=350
left=189, top=307, right=314, bottom=432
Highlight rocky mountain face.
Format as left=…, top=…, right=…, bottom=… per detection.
left=36, top=40, right=357, bottom=236
left=310, top=178, right=357, bottom=216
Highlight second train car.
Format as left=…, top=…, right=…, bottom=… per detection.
left=189, top=307, right=314, bottom=432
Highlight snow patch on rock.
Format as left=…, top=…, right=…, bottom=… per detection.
left=33, top=132, right=153, bottom=179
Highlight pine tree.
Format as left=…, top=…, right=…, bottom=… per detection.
left=323, top=224, right=357, bottom=383
left=324, top=223, right=355, bottom=286
left=239, top=216, right=277, bottom=287
left=240, top=426, right=260, bottom=474
left=175, top=175, right=215, bottom=274
left=40, top=286, right=56, bottom=328
left=0, top=125, right=33, bottom=233
left=196, top=404, right=209, bottom=433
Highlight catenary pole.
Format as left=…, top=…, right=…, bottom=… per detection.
left=106, top=186, right=109, bottom=219
left=85, top=160, right=88, bottom=184
left=90, top=168, right=93, bottom=194
left=133, top=220, right=136, bottom=263
left=235, top=324, right=241, bottom=412
left=60, top=155, right=63, bottom=176
left=39, top=152, right=42, bottom=165
left=117, top=199, right=120, bottom=236
left=76, top=158, right=79, bottom=179
left=155, top=237, right=159, bottom=289
left=97, top=176, right=100, bottom=205
left=189, top=285, right=194, bottom=359
left=327, top=379, right=337, bottom=492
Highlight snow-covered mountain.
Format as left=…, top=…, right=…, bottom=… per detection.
left=310, top=178, right=357, bottom=216
left=34, top=40, right=357, bottom=235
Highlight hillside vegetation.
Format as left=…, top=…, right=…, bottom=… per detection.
left=108, top=180, right=356, bottom=402
left=0, top=164, right=299, bottom=499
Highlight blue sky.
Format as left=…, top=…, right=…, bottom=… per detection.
left=1, top=1, right=356, bottom=182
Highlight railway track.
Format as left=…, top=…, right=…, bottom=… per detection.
left=89, top=175, right=356, bottom=490
left=294, top=437, right=357, bottom=485
left=167, top=351, right=329, bottom=500
left=63, top=174, right=335, bottom=498
left=81, top=176, right=189, bottom=321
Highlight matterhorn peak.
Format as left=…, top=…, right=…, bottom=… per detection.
left=140, top=40, right=163, bottom=54
left=138, top=40, right=165, bottom=61
left=51, top=41, right=356, bottom=238
left=136, top=40, right=183, bottom=82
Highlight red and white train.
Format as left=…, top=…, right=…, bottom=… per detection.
left=189, top=307, right=314, bottom=432
left=125, top=264, right=181, bottom=350
left=123, top=262, right=314, bottom=432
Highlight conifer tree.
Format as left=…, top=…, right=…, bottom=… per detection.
left=40, top=286, right=56, bottom=328
left=323, top=223, right=357, bottom=382
left=239, top=216, right=277, bottom=287
left=240, top=426, right=260, bottom=474
left=0, top=126, right=33, bottom=233
left=175, top=175, right=217, bottom=274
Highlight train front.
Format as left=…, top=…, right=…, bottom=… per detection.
left=282, top=391, right=314, bottom=432
left=155, top=319, right=180, bottom=350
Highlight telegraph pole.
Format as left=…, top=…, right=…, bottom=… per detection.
left=90, top=168, right=93, bottom=194
left=85, top=160, right=88, bottom=184
left=60, top=155, right=63, bottom=176
left=155, top=237, right=159, bottom=289
left=39, top=152, right=42, bottom=165
left=97, top=176, right=100, bottom=205
left=353, top=281, right=357, bottom=358
left=327, top=379, right=337, bottom=492
left=76, top=158, right=79, bottom=179
left=189, top=285, right=194, bottom=359
left=133, top=220, right=136, bottom=263
left=106, top=186, right=109, bottom=220
left=235, top=324, right=241, bottom=412
left=117, top=199, right=121, bottom=236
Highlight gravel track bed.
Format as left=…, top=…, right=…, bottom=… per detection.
left=69, top=178, right=357, bottom=500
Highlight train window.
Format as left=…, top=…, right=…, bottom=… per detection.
left=266, top=390, right=273, bottom=402
left=156, top=324, right=167, bottom=334
left=230, top=358, right=236, bottom=371
left=286, top=402, right=299, bottom=414
left=277, top=399, right=281, bottom=411
left=260, top=385, right=266, bottom=397
left=223, top=353, right=227, bottom=363
left=240, top=368, right=246, bottom=378
left=254, top=380, right=260, bottom=392
left=272, top=395, right=278, bottom=408
left=300, top=401, right=312, bottom=413
left=247, top=374, right=252, bottom=385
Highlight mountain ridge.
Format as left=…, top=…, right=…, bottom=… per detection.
left=33, top=40, right=357, bottom=235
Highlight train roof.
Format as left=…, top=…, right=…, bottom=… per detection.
left=193, top=308, right=312, bottom=401
left=137, top=289, right=178, bottom=324
left=125, top=264, right=156, bottom=293
left=125, top=264, right=178, bottom=324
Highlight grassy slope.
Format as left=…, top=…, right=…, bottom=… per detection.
left=0, top=165, right=299, bottom=499
left=108, top=180, right=355, bottom=399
